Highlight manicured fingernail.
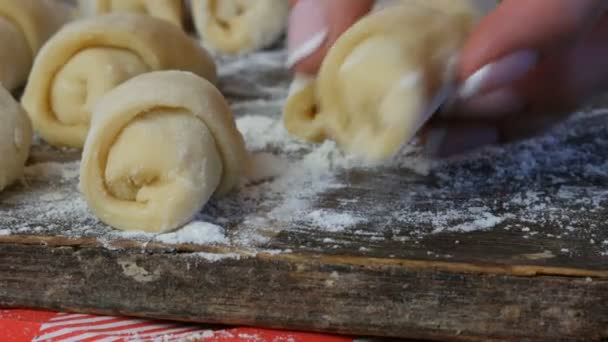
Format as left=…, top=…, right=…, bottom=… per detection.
left=287, top=0, right=328, bottom=68
left=288, top=73, right=315, bottom=96
left=459, top=50, right=538, bottom=99
left=426, top=125, right=499, bottom=158
left=457, top=87, right=525, bottom=118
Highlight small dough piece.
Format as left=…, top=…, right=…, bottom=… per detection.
left=0, top=85, right=33, bottom=192
left=283, top=0, right=493, bottom=162
left=190, top=0, right=289, bottom=54
left=77, top=0, right=183, bottom=28
left=0, top=0, right=71, bottom=90
left=80, top=71, right=249, bottom=233
left=22, top=13, right=217, bottom=149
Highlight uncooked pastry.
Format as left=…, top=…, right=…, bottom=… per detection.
left=0, top=0, right=71, bottom=90
left=283, top=0, right=495, bottom=162
left=0, top=85, right=32, bottom=192
left=190, top=0, right=289, bottom=54
left=21, top=13, right=217, bottom=149
left=77, top=0, right=183, bottom=28
left=80, top=71, right=249, bottom=233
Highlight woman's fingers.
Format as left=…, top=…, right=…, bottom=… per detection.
left=518, top=16, right=608, bottom=113
left=425, top=15, right=608, bottom=158
left=287, top=0, right=374, bottom=74
left=457, top=0, right=606, bottom=101
left=455, top=14, right=608, bottom=117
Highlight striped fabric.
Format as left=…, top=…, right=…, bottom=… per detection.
left=0, top=310, right=355, bottom=342
left=34, top=313, right=206, bottom=341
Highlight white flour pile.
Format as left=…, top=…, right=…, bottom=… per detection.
left=155, top=222, right=228, bottom=245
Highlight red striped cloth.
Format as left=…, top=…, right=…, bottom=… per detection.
left=0, top=310, right=354, bottom=342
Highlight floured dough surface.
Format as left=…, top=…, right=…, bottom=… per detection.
left=104, top=110, right=222, bottom=206
left=283, top=0, right=494, bottom=162
left=77, top=0, right=183, bottom=28
left=51, top=47, right=148, bottom=127
left=22, top=13, right=217, bottom=149
left=80, top=71, right=249, bottom=233
left=191, top=0, right=288, bottom=54
left=0, top=86, right=33, bottom=192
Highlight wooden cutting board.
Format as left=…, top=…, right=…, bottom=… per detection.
left=0, top=50, right=606, bottom=341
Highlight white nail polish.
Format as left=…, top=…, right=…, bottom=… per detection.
left=458, top=50, right=538, bottom=100
left=288, top=73, right=315, bottom=96
left=458, top=63, right=492, bottom=99
left=286, top=30, right=328, bottom=68
left=426, top=127, right=448, bottom=157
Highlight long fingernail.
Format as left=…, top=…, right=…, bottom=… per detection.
left=426, top=126, right=499, bottom=158
left=286, top=0, right=328, bottom=68
left=459, top=50, right=539, bottom=99
left=457, top=87, right=525, bottom=118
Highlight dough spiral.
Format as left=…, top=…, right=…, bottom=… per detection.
left=190, top=0, right=288, bottom=54
left=22, top=13, right=217, bottom=149
left=0, top=0, right=70, bottom=90
left=77, top=0, right=183, bottom=28
left=80, top=71, right=249, bottom=233
left=283, top=1, right=493, bottom=162
left=0, top=85, right=32, bottom=192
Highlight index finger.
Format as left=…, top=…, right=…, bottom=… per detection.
left=459, top=0, right=606, bottom=80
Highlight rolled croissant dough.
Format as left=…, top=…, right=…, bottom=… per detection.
left=0, top=0, right=71, bottom=90
left=0, top=85, right=33, bottom=192
left=80, top=71, right=249, bottom=233
left=190, top=0, right=288, bottom=54
left=77, top=0, right=183, bottom=28
left=283, top=0, right=495, bottom=162
left=21, top=13, right=217, bottom=149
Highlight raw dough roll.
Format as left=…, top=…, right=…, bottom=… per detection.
left=0, top=0, right=71, bottom=90
left=283, top=1, right=493, bottom=162
left=190, top=0, right=289, bottom=54
left=22, top=13, right=217, bottom=149
left=80, top=71, right=249, bottom=233
left=77, top=0, right=183, bottom=28
left=0, top=85, right=33, bottom=192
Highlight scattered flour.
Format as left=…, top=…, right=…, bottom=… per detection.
left=24, top=161, right=80, bottom=182
left=305, top=209, right=365, bottom=233
left=156, top=222, right=228, bottom=245
left=439, top=213, right=505, bottom=233
left=193, top=252, right=242, bottom=263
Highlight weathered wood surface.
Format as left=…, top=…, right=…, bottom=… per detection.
left=0, top=49, right=607, bottom=341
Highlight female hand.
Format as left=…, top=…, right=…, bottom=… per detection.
left=287, top=0, right=608, bottom=158
left=287, top=0, right=374, bottom=73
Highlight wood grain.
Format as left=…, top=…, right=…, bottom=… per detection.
left=0, top=240, right=606, bottom=341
